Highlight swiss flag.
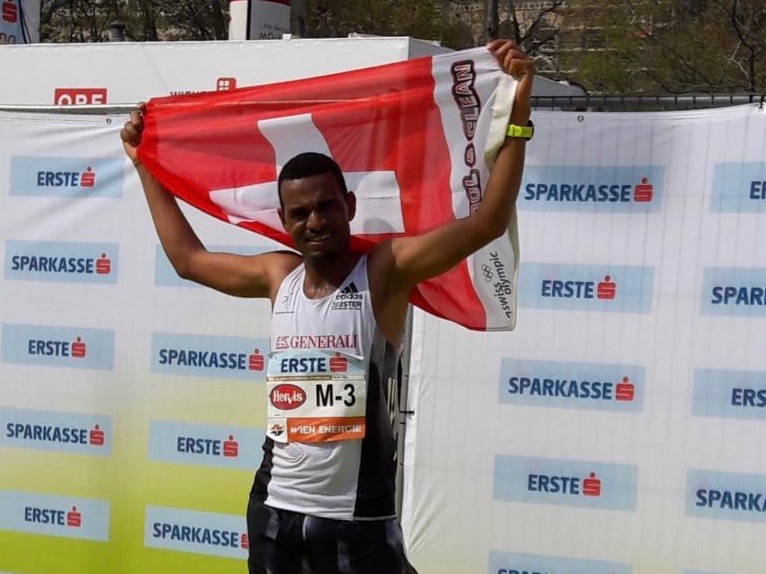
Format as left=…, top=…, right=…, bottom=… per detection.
left=138, top=47, right=519, bottom=331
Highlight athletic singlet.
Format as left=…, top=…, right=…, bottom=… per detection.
left=252, top=255, right=400, bottom=521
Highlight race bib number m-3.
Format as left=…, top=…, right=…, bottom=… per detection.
left=266, top=350, right=367, bottom=444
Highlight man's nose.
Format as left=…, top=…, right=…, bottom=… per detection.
left=306, top=210, right=325, bottom=230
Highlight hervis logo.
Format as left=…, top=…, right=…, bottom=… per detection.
left=154, top=245, right=269, bottom=287
left=148, top=421, right=264, bottom=470
left=9, top=157, right=124, bottom=198
left=152, top=332, right=270, bottom=381
left=0, top=490, right=110, bottom=541
left=493, top=455, right=638, bottom=511
left=711, top=162, right=766, bottom=213
left=4, top=240, right=118, bottom=284
left=519, top=263, right=654, bottom=313
left=488, top=551, right=633, bottom=574
left=519, top=165, right=664, bottom=213
left=701, top=267, right=766, bottom=317
left=499, top=359, right=644, bottom=413
left=692, top=369, right=766, bottom=421
left=0, top=407, right=112, bottom=456
left=686, top=469, right=766, bottom=524
left=1, top=324, right=115, bottom=371
left=145, top=505, right=248, bottom=559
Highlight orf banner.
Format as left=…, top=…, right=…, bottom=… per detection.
left=138, top=46, right=520, bottom=331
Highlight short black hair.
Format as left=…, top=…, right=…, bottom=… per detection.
left=277, top=152, right=348, bottom=208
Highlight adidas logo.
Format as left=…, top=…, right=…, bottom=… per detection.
left=332, top=282, right=363, bottom=310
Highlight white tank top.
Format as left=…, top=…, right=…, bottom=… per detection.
left=252, top=255, right=400, bottom=521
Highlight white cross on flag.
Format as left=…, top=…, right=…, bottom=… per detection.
left=138, top=46, right=519, bottom=331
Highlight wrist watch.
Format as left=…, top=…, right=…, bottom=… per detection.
left=506, top=120, right=534, bottom=140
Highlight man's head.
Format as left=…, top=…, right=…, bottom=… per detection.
left=277, top=152, right=356, bottom=264
left=277, top=152, right=348, bottom=209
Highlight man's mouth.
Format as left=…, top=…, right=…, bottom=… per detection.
left=306, top=233, right=331, bottom=244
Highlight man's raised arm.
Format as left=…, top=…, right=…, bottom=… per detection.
left=380, top=39, right=533, bottom=290
left=120, top=104, right=298, bottom=299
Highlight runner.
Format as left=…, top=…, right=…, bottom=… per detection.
left=121, top=38, right=533, bottom=574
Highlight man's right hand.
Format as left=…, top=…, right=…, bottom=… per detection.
left=121, top=102, right=145, bottom=167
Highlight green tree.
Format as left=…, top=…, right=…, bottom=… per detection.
left=301, top=0, right=471, bottom=48
left=562, top=0, right=766, bottom=93
left=40, top=0, right=228, bottom=42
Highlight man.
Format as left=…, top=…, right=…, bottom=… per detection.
left=121, top=38, right=533, bottom=574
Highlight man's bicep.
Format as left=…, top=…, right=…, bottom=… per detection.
left=185, top=250, right=300, bottom=298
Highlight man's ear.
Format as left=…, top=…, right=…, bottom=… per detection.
left=278, top=206, right=286, bottom=228
left=346, top=191, right=357, bottom=221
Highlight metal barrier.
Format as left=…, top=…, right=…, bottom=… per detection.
left=532, top=93, right=766, bottom=112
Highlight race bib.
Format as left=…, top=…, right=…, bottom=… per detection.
left=266, top=350, right=367, bottom=444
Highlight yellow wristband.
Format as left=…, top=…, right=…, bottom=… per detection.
left=506, top=121, right=534, bottom=140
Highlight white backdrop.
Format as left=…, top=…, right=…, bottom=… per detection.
left=2, top=39, right=766, bottom=574
left=401, top=103, right=766, bottom=574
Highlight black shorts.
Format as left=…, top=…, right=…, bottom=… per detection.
left=247, top=495, right=418, bottom=574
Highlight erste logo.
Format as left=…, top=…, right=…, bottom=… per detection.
left=248, top=349, right=264, bottom=371
left=222, top=435, right=238, bottom=457
left=71, top=336, right=87, bottom=358
left=66, top=506, right=81, bottom=528
left=89, top=424, right=104, bottom=446
left=633, top=177, right=653, bottom=202
left=597, top=276, right=616, bottom=300
left=2, top=0, right=18, bottom=23
left=615, top=377, right=634, bottom=401
left=329, top=353, right=347, bottom=373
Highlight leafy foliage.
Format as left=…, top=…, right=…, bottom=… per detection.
left=38, top=0, right=765, bottom=93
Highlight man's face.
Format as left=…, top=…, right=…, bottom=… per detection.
left=278, top=171, right=356, bottom=264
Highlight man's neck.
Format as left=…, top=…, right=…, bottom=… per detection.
left=301, top=251, right=362, bottom=299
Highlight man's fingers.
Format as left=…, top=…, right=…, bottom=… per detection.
left=121, top=120, right=141, bottom=146
left=505, top=51, right=534, bottom=79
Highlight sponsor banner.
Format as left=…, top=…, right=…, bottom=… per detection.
left=519, top=165, right=664, bottom=213
left=266, top=350, right=366, bottom=443
left=9, top=156, right=124, bottom=198
left=518, top=263, right=654, bottom=313
left=692, top=369, right=766, bottom=420
left=1, top=323, right=115, bottom=370
left=499, top=359, right=644, bottom=412
left=701, top=267, right=766, bottom=316
left=711, top=162, right=766, bottom=213
left=151, top=332, right=269, bottom=380
left=154, top=245, right=270, bottom=287
left=687, top=469, right=766, bottom=523
left=145, top=505, right=248, bottom=559
left=494, top=455, right=638, bottom=511
left=0, top=490, right=109, bottom=541
left=4, top=240, right=118, bottom=284
left=0, top=407, right=111, bottom=455
left=684, top=571, right=729, bottom=574
left=148, top=421, right=263, bottom=469
left=53, top=88, right=108, bottom=106
left=488, top=551, right=632, bottom=574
